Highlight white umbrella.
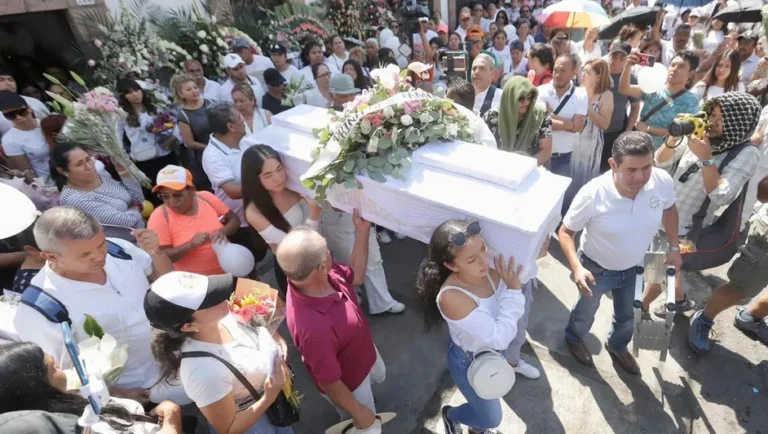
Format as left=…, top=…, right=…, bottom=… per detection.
left=0, top=183, right=39, bottom=239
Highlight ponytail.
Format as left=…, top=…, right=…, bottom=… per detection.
left=414, top=257, right=452, bottom=331
left=151, top=330, right=187, bottom=386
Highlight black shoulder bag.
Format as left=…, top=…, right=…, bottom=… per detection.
left=181, top=351, right=300, bottom=427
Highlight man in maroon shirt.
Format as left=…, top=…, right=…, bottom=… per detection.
left=277, top=209, right=385, bottom=432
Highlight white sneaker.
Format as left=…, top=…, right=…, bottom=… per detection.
left=511, top=359, right=540, bottom=379
left=378, top=231, right=392, bottom=244
left=384, top=301, right=406, bottom=314
left=394, top=232, right=406, bottom=240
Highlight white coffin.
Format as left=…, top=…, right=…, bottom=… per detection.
left=246, top=105, right=570, bottom=282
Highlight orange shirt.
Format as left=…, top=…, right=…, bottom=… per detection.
left=147, top=191, right=230, bottom=275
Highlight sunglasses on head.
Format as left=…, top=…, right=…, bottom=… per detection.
left=3, top=107, right=29, bottom=120
left=450, top=221, right=482, bottom=247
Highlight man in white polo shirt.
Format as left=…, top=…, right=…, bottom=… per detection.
left=13, top=206, right=189, bottom=404
left=184, top=59, right=222, bottom=102
left=537, top=54, right=588, bottom=179
left=201, top=101, right=267, bottom=266
left=219, top=53, right=266, bottom=104
left=558, top=132, right=682, bottom=375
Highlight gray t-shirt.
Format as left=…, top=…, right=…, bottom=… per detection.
left=607, top=73, right=639, bottom=133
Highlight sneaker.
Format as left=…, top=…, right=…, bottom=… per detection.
left=688, top=310, right=714, bottom=355
left=734, top=307, right=768, bottom=345
left=377, top=231, right=392, bottom=244
left=374, top=301, right=405, bottom=315
left=441, top=405, right=462, bottom=434
left=510, top=359, right=541, bottom=379
left=654, top=296, right=696, bottom=318
left=394, top=232, right=406, bottom=240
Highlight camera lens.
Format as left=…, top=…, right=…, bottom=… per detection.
left=669, top=120, right=695, bottom=137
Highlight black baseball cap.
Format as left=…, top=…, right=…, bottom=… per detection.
left=609, top=40, right=632, bottom=56
left=0, top=90, right=26, bottom=111
left=269, top=43, right=287, bottom=56
left=738, top=30, right=759, bottom=41
left=264, top=68, right=286, bottom=87
left=144, top=271, right=235, bottom=333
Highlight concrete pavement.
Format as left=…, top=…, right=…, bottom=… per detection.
left=262, top=235, right=768, bottom=434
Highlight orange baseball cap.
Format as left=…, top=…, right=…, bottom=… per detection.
left=152, top=165, right=194, bottom=193
left=466, top=25, right=485, bottom=40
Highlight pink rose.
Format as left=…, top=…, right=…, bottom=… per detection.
left=94, top=39, right=103, bottom=48
left=403, top=100, right=423, bottom=115
left=87, top=59, right=96, bottom=67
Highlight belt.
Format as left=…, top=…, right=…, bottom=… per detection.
left=581, top=252, right=636, bottom=273
left=551, top=152, right=572, bottom=158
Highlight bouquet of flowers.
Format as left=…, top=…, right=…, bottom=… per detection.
left=361, top=0, right=396, bottom=33
left=65, top=315, right=129, bottom=390
left=282, top=76, right=315, bottom=107
left=47, top=76, right=152, bottom=188
left=302, top=64, right=475, bottom=200
left=324, top=0, right=364, bottom=39
left=262, top=4, right=333, bottom=53
left=146, top=112, right=177, bottom=147
left=229, top=285, right=301, bottom=413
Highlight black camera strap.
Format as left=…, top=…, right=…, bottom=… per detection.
left=640, top=89, right=688, bottom=123
left=553, top=86, right=575, bottom=116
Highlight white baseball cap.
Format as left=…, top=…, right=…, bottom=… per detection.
left=223, top=53, right=246, bottom=69
left=152, top=165, right=194, bottom=193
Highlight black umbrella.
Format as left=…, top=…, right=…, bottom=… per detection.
left=712, top=0, right=763, bottom=23
left=598, top=6, right=663, bottom=40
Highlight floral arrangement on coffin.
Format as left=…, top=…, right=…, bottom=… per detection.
left=361, top=0, right=396, bottom=33
left=46, top=75, right=152, bottom=188
left=324, top=0, right=364, bottom=39
left=86, top=1, right=191, bottom=88
left=261, top=4, right=333, bottom=53
left=65, top=315, right=129, bottom=390
left=302, top=64, right=475, bottom=201
left=229, top=285, right=301, bottom=414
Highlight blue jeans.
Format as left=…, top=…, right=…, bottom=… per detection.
left=549, top=152, right=572, bottom=177
left=209, top=416, right=293, bottom=434
left=446, top=340, right=503, bottom=431
left=564, top=254, right=636, bottom=353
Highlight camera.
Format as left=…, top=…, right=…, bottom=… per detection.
left=400, top=0, right=430, bottom=47
left=669, top=112, right=709, bottom=139
left=438, top=49, right=468, bottom=80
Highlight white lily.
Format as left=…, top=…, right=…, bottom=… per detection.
left=64, top=333, right=129, bottom=390
left=370, top=64, right=401, bottom=92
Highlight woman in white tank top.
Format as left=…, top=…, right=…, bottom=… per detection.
left=415, top=219, right=525, bottom=434
left=240, top=145, right=322, bottom=296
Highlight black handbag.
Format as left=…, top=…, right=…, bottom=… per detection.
left=181, top=351, right=300, bottom=427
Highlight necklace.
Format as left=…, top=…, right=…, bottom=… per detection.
left=455, top=275, right=493, bottom=296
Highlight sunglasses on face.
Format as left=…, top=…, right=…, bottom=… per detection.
left=3, top=107, right=29, bottom=120
left=518, top=94, right=533, bottom=103
left=450, top=221, right=482, bottom=247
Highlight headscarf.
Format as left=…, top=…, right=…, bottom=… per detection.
left=497, top=76, right=547, bottom=153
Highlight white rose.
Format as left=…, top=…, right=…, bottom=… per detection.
left=447, top=123, right=459, bottom=136
left=217, top=38, right=226, bottom=47
left=418, top=113, right=433, bottom=124
left=367, top=135, right=379, bottom=153
left=197, top=30, right=207, bottom=39
left=400, top=115, right=413, bottom=126
left=200, top=44, right=210, bottom=54
left=360, top=119, right=372, bottom=135
left=383, top=106, right=395, bottom=118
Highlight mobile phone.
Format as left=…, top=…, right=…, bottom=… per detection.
left=62, top=322, right=102, bottom=415
left=636, top=53, right=656, bottom=67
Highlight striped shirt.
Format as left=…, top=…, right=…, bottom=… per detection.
left=60, top=171, right=146, bottom=241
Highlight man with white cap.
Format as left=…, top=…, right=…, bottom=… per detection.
left=329, top=74, right=360, bottom=111
left=231, top=37, right=274, bottom=79
left=219, top=53, right=266, bottom=104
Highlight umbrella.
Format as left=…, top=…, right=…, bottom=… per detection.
left=536, top=0, right=611, bottom=28
left=712, top=0, right=763, bottom=23
left=598, top=6, right=662, bottom=40
left=658, top=0, right=711, bottom=7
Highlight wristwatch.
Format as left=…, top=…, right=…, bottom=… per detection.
left=668, top=246, right=681, bottom=252
left=698, top=158, right=715, bottom=168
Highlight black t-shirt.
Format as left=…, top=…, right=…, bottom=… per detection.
left=262, top=93, right=291, bottom=115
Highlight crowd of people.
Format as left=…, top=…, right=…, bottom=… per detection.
left=1, top=0, right=768, bottom=433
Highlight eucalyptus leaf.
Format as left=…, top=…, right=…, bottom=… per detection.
left=382, top=162, right=394, bottom=174
left=83, top=314, right=105, bottom=339
left=387, top=152, right=400, bottom=164
left=343, top=160, right=356, bottom=173
left=401, top=157, right=412, bottom=168
left=370, top=156, right=386, bottom=167
left=366, top=168, right=387, bottom=183
left=378, top=137, right=392, bottom=150
left=396, top=148, right=410, bottom=159
left=357, top=158, right=368, bottom=170
left=392, top=167, right=403, bottom=179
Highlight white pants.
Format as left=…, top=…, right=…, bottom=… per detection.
left=320, top=208, right=398, bottom=314
left=324, top=346, right=386, bottom=432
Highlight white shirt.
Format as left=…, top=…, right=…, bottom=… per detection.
left=13, top=238, right=159, bottom=390
left=303, top=88, right=332, bottom=108
left=703, top=30, right=724, bottom=53
left=244, top=55, right=275, bottom=77
left=571, top=41, right=602, bottom=64
left=118, top=112, right=173, bottom=162
left=0, top=95, right=49, bottom=137
left=220, top=77, right=266, bottom=104
left=740, top=54, right=760, bottom=87
left=536, top=82, right=589, bottom=154
left=473, top=84, right=502, bottom=114
left=201, top=78, right=223, bottom=101
left=455, top=26, right=468, bottom=42
left=180, top=314, right=276, bottom=408
left=278, top=64, right=302, bottom=83
left=1, top=120, right=50, bottom=178
left=689, top=81, right=745, bottom=108
left=563, top=169, right=676, bottom=270
left=325, top=53, right=349, bottom=74
left=489, top=46, right=513, bottom=74
left=661, top=39, right=693, bottom=67
left=299, top=65, right=317, bottom=86
left=413, top=30, right=439, bottom=47
left=509, top=57, right=528, bottom=76
left=201, top=136, right=256, bottom=227
left=510, top=34, right=535, bottom=52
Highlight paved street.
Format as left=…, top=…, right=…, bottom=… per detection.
left=260, top=235, right=768, bottom=434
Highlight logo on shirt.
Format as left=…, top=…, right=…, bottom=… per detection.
left=648, top=196, right=662, bottom=209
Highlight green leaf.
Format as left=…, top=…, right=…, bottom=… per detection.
left=321, top=177, right=332, bottom=186
left=382, top=162, right=394, bottom=174
left=401, top=158, right=412, bottom=168
left=83, top=314, right=104, bottom=339
left=343, top=159, right=356, bottom=173
left=366, top=168, right=387, bottom=183
left=377, top=137, right=392, bottom=150
left=396, top=148, right=410, bottom=159
left=301, top=179, right=316, bottom=190
left=70, top=71, right=87, bottom=88
left=357, top=158, right=368, bottom=170
left=387, top=152, right=400, bottom=164
left=43, top=73, right=62, bottom=86
left=369, top=156, right=385, bottom=167
left=392, top=167, right=403, bottom=179
left=344, top=180, right=360, bottom=189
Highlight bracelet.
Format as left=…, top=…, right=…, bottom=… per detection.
left=668, top=246, right=680, bottom=252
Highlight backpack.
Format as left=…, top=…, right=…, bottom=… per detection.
left=681, top=143, right=751, bottom=272
left=20, top=241, right=132, bottom=324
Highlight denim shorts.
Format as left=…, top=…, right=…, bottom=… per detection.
left=728, top=218, right=768, bottom=297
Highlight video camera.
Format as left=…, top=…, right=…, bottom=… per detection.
left=669, top=112, right=709, bottom=139
left=399, top=0, right=430, bottom=48
left=438, top=49, right=469, bottom=80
